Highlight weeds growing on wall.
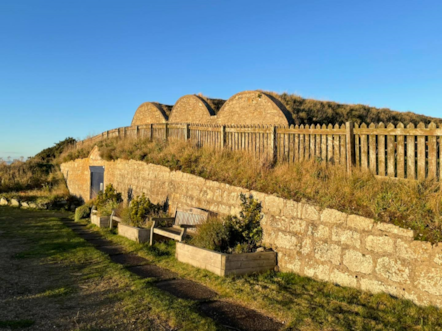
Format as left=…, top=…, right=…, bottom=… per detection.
left=60, top=137, right=442, bottom=243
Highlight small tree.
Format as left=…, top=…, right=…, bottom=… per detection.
left=129, top=193, right=163, bottom=228
left=225, top=193, right=263, bottom=252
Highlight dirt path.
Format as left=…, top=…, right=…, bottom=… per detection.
left=63, top=220, right=283, bottom=331
left=0, top=207, right=282, bottom=331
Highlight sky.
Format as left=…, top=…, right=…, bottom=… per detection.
left=1, top=0, right=441, bottom=160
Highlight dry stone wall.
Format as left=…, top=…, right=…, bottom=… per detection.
left=131, top=102, right=172, bottom=125
left=168, top=95, right=217, bottom=124
left=61, top=156, right=442, bottom=308
left=216, top=91, right=291, bottom=126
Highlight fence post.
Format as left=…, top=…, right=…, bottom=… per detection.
left=221, top=125, right=226, bottom=149
left=150, top=124, right=153, bottom=141
left=117, top=128, right=120, bottom=138
left=165, top=123, right=168, bottom=141
left=346, top=122, right=355, bottom=174
left=106, top=130, right=109, bottom=139
left=270, top=126, right=277, bottom=163
left=136, top=126, right=139, bottom=139
left=185, top=124, right=190, bottom=141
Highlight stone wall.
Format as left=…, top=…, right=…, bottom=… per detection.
left=168, top=95, right=217, bottom=124
left=216, top=91, right=292, bottom=126
left=131, top=102, right=172, bottom=126
left=61, top=155, right=442, bottom=308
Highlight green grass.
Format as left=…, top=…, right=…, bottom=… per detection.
left=87, top=219, right=442, bottom=330
left=0, top=207, right=218, bottom=330
left=2, top=206, right=442, bottom=330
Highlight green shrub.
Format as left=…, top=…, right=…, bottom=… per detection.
left=190, top=217, right=229, bottom=252
left=225, top=193, right=263, bottom=252
left=95, top=184, right=122, bottom=216
left=120, top=193, right=165, bottom=228
left=190, top=194, right=264, bottom=253
left=75, top=205, right=91, bottom=222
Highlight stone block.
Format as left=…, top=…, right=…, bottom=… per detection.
left=10, top=199, right=20, bottom=207
left=396, top=239, right=432, bottom=262
left=415, top=266, right=442, bottom=296
left=289, top=219, right=307, bottom=234
left=347, top=215, right=374, bottom=231
left=282, top=200, right=298, bottom=218
left=301, top=237, right=312, bottom=255
left=278, top=252, right=302, bottom=273
left=375, top=257, right=410, bottom=283
left=0, top=198, right=8, bottom=206
left=330, top=269, right=357, bottom=288
left=250, top=190, right=268, bottom=206
left=300, top=204, right=320, bottom=221
left=365, top=235, right=394, bottom=254
left=314, top=242, right=341, bottom=265
left=275, top=232, right=299, bottom=250
left=308, top=224, right=329, bottom=240
left=321, top=208, right=347, bottom=225
left=304, top=261, right=330, bottom=281
left=375, top=222, right=414, bottom=239
left=360, top=278, right=400, bottom=297
left=265, top=195, right=285, bottom=216
left=343, top=250, right=373, bottom=274
left=332, top=227, right=361, bottom=248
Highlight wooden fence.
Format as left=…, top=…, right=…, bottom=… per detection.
left=76, top=122, right=442, bottom=181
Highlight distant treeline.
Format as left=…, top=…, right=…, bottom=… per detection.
left=265, top=91, right=441, bottom=126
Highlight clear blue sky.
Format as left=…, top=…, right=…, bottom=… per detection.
left=1, top=0, right=441, bottom=160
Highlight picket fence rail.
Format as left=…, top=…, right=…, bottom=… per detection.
left=76, top=122, right=442, bottom=181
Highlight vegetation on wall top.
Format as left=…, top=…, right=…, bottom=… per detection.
left=264, top=91, right=441, bottom=126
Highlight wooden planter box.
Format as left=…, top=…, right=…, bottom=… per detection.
left=118, top=223, right=151, bottom=243
left=176, top=242, right=277, bottom=277
left=90, top=212, right=111, bottom=228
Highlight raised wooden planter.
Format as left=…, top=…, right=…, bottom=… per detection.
left=176, top=242, right=277, bottom=276
left=90, top=212, right=111, bottom=228
left=118, top=223, right=151, bottom=243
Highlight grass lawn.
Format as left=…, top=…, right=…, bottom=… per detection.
left=94, top=221, right=442, bottom=330
left=0, top=207, right=217, bottom=331
left=1, top=206, right=442, bottom=330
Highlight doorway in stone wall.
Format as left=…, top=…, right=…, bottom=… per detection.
left=90, top=166, right=104, bottom=199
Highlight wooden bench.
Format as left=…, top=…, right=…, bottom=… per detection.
left=150, top=207, right=209, bottom=245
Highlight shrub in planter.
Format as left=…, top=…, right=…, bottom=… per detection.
left=189, top=217, right=229, bottom=252
left=190, top=193, right=264, bottom=253
left=225, top=193, right=263, bottom=253
left=75, top=205, right=91, bottom=222
left=119, top=193, right=165, bottom=229
left=95, top=184, right=122, bottom=216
